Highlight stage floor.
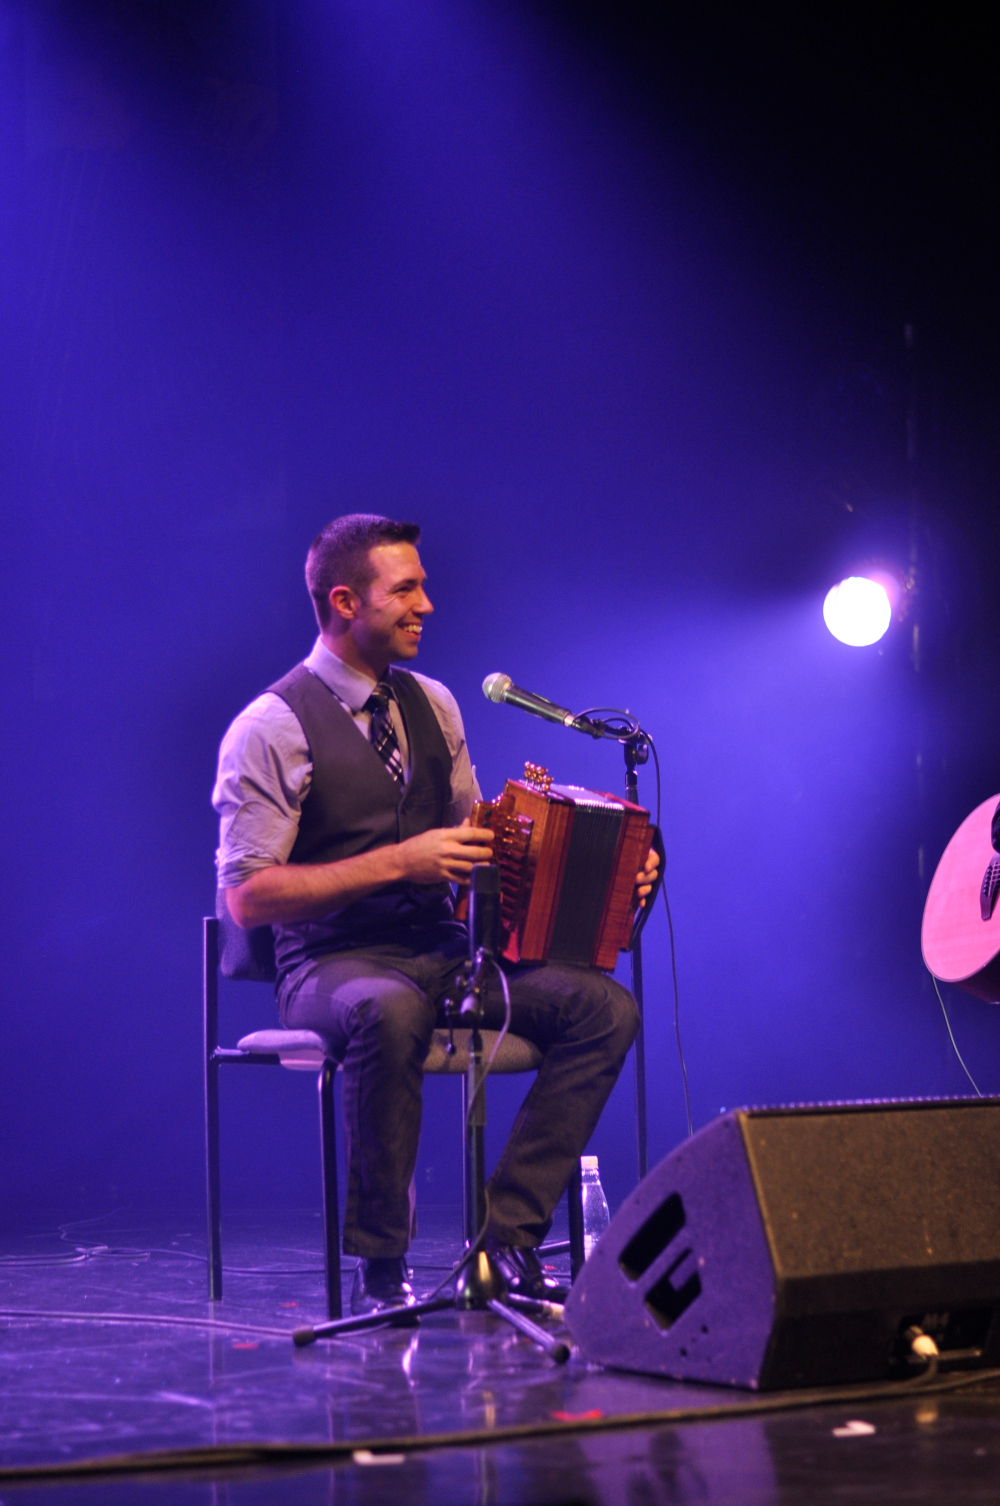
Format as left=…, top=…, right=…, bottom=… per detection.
left=2, top=1207, right=1000, bottom=1504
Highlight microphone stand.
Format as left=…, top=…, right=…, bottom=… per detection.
left=293, top=865, right=570, bottom=1362
left=566, top=708, right=652, bottom=1183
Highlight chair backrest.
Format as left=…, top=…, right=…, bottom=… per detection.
left=215, top=890, right=277, bottom=983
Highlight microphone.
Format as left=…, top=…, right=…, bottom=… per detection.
left=467, top=862, right=501, bottom=960
left=462, top=862, right=501, bottom=1015
left=482, top=674, right=603, bottom=738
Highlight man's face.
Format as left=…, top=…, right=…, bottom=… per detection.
left=347, top=543, right=433, bottom=667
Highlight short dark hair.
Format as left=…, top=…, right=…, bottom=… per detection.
left=306, top=514, right=421, bottom=627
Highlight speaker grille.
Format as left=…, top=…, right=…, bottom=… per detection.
left=740, top=1102, right=1000, bottom=1280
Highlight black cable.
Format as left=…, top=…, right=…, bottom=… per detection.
left=573, top=719, right=694, bottom=1139
left=663, top=878, right=692, bottom=1138
left=0, top=1250, right=95, bottom=1267
left=463, top=959, right=512, bottom=1129
left=2, top=1213, right=338, bottom=1276
left=0, top=1242, right=330, bottom=1276
left=2, top=1365, right=997, bottom=1485
left=0, top=1307, right=295, bottom=1340
left=56, top=1208, right=131, bottom=1236
left=930, top=971, right=983, bottom=1097
left=0, top=1237, right=461, bottom=1280
left=649, top=726, right=661, bottom=829
left=642, top=733, right=693, bottom=1139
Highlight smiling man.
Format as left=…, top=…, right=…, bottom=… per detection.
left=213, top=514, right=655, bottom=1315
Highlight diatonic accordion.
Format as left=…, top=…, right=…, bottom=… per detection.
left=469, top=763, right=653, bottom=970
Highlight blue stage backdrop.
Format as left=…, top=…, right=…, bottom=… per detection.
left=1, top=0, right=997, bottom=1226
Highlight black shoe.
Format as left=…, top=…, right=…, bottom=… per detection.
left=350, top=1256, right=415, bottom=1316
left=485, top=1243, right=568, bottom=1302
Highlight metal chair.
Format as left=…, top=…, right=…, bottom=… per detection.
left=204, top=907, right=584, bottom=1320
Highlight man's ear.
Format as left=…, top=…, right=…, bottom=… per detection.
left=328, top=585, right=359, bottom=623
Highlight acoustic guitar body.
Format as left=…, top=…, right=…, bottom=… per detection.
left=922, top=794, right=1000, bottom=1002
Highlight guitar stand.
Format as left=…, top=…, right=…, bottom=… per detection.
left=293, top=947, right=570, bottom=1363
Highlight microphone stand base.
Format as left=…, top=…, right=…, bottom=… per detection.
left=456, top=1247, right=507, bottom=1308
left=294, top=1254, right=570, bottom=1364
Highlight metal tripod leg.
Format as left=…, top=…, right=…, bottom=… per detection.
left=485, top=1298, right=570, bottom=1362
left=293, top=1295, right=453, bottom=1345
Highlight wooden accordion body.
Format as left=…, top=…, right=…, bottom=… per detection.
left=470, top=765, right=653, bottom=970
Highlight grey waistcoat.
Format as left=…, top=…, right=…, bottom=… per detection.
left=268, top=664, right=463, bottom=976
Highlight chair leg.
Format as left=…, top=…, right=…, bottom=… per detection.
left=318, top=1061, right=342, bottom=1320
left=206, top=1059, right=223, bottom=1301
left=567, top=1160, right=585, bottom=1281
left=204, top=918, right=223, bottom=1302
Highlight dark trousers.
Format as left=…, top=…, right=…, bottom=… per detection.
left=278, top=944, right=640, bottom=1259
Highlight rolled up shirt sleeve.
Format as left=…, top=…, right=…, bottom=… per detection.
left=412, top=673, right=482, bottom=823
left=212, top=694, right=313, bottom=888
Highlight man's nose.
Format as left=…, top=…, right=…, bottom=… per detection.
left=416, top=590, right=433, bottom=615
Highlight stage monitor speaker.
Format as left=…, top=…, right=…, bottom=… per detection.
left=564, top=1097, right=1000, bottom=1389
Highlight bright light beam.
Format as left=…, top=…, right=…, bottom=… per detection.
left=823, top=576, right=892, bottom=647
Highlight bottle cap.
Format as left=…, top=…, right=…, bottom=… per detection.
left=581, top=1155, right=599, bottom=1171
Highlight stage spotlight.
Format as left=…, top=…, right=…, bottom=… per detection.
left=823, top=576, right=892, bottom=647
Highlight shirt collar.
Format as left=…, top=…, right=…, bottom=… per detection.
left=303, top=638, right=379, bottom=714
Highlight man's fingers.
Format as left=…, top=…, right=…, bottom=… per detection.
left=443, top=841, right=494, bottom=878
left=443, top=847, right=492, bottom=867
left=452, top=824, right=495, bottom=845
left=634, top=848, right=658, bottom=909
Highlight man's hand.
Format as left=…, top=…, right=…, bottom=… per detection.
left=398, top=819, right=495, bottom=884
left=636, top=845, right=660, bottom=908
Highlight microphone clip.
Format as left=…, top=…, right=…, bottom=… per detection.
left=443, top=945, right=493, bottom=1038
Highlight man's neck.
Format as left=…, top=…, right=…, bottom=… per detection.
left=319, top=630, right=387, bottom=684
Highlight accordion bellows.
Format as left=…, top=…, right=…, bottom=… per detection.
left=470, top=765, right=653, bottom=970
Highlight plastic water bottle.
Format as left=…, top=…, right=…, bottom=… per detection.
left=581, top=1155, right=610, bottom=1261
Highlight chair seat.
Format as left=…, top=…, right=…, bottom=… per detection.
left=236, top=1029, right=329, bottom=1069
left=235, top=1027, right=542, bottom=1075
left=424, top=1029, right=542, bottom=1074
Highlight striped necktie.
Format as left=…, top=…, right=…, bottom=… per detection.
left=364, top=681, right=405, bottom=786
